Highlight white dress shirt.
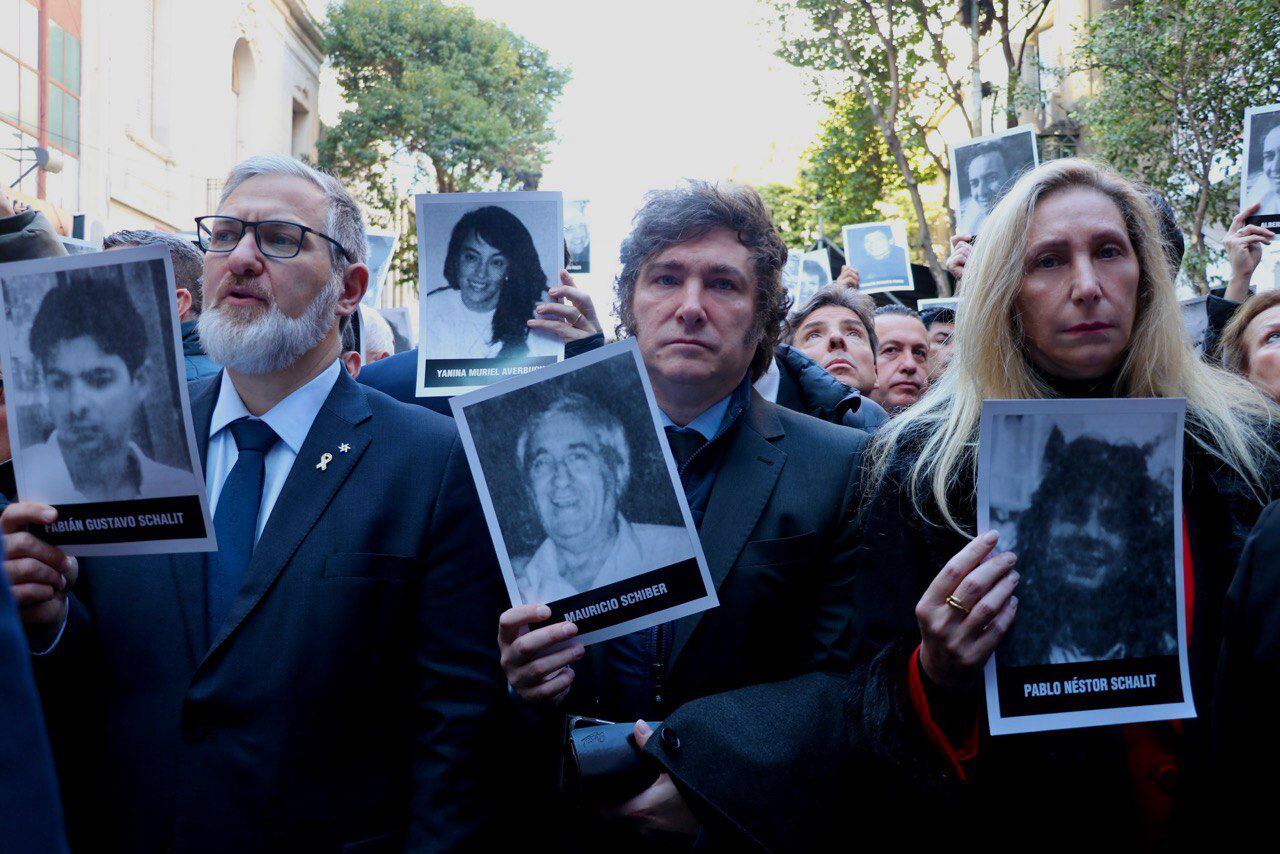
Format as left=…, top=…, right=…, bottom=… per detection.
left=205, top=359, right=341, bottom=542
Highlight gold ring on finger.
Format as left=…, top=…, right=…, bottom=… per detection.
left=945, top=594, right=971, bottom=616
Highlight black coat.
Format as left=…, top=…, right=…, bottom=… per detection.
left=34, top=373, right=507, bottom=853
left=839, top=422, right=1276, bottom=851
left=771, top=344, right=888, bottom=433
left=1213, top=497, right=1280, bottom=843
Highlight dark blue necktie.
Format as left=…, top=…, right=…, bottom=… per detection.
left=207, top=418, right=279, bottom=641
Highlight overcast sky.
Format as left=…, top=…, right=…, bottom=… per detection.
left=452, top=0, right=824, bottom=316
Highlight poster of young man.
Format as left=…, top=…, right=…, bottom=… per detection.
left=361, top=229, right=399, bottom=308
left=978, top=398, right=1193, bottom=735
left=414, top=191, right=565, bottom=397
left=1240, top=103, right=1280, bottom=231
left=951, top=125, right=1040, bottom=237
left=841, top=221, right=913, bottom=293
left=451, top=338, right=717, bottom=646
left=796, top=249, right=832, bottom=305
left=0, top=246, right=216, bottom=556
left=564, top=199, right=591, bottom=274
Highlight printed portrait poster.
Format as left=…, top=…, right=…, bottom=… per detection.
left=451, top=338, right=717, bottom=646
left=564, top=199, right=591, bottom=274
left=841, top=221, right=913, bottom=293
left=782, top=250, right=803, bottom=300
left=0, top=246, right=216, bottom=556
left=415, top=191, right=566, bottom=397
left=361, top=230, right=399, bottom=308
left=1240, top=103, right=1280, bottom=231
left=796, top=249, right=832, bottom=305
left=978, top=398, right=1194, bottom=735
left=951, top=125, right=1040, bottom=237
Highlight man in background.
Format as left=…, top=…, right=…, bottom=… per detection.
left=870, top=305, right=930, bottom=416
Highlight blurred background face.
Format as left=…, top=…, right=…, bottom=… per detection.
left=1243, top=304, right=1280, bottom=402
left=632, top=227, right=758, bottom=403
left=1263, top=126, right=1280, bottom=194
left=870, top=314, right=929, bottom=412
left=969, top=152, right=1009, bottom=210
left=526, top=412, right=620, bottom=547
left=1015, top=186, right=1140, bottom=381
left=42, top=337, right=141, bottom=463
left=927, top=320, right=955, bottom=379
left=790, top=305, right=876, bottom=394
left=456, top=231, right=507, bottom=312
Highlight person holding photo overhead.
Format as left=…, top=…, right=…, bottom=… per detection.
left=423, top=205, right=561, bottom=359
left=809, top=159, right=1279, bottom=849
left=26, top=277, right=194, bottom=504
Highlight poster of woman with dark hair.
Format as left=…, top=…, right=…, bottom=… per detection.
left=414, top=192, right=565, bottom=397
left=977, top=399, right=1195, bottom=735
left=1241, top=103, right=1280, bottom=228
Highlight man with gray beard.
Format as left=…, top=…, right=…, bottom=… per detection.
left=3, top=155, right=504, bottom=851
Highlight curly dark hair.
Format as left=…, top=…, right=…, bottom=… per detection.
left=1001, top=427, right=1177, bottom=667
left=31, top=271, right=147, bottom=378
left=614, top=181, right=790, bottom=380
left=442, top=206, right=547, bottom=357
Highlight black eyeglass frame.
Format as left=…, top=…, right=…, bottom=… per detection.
left=194, top=215, right=354, bottom=263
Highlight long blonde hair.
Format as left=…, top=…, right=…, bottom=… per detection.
left=870, top=159, right=1277, bottom=533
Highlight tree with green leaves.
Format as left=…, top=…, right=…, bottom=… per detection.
left=317, top=0, right=569, bottom=290
left=769, top=0, right=965, bottom=293
left=1073, top=0, right=1280, bottom=290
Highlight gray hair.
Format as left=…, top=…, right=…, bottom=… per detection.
left=515, top=393, right=631, bottom=494
left=218, top=155, right=368, bottom=269
left=103, top=229, right=205, bottom=316
left=785, top=284, right=878, bottom=356
left=614, top=181, right=790, bottom=381
left=360, top=304, right=395, bottom=358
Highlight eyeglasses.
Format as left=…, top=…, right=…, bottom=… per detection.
left=528, top=448, right=600, bottom=483
left=194, top=215, right=354, bottom=262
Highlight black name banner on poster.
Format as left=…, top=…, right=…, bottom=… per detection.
left=36, top=495, right=208, bottom=546
left=997, top=655, right=1184, bottom=718
left=422, top=356, right=559, bottom=387
left=545, top=558, right=705, bottom=635
left=1246, top=214, right=1280, bottom=231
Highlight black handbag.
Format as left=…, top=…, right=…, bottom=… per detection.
left=563, top=716, right=662, bottom=802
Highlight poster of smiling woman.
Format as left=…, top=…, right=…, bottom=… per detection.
left=977, top=398, right=1193, bottom=735
left=450, top=339, right=716, bottom=646
left=414, top=191, right=566, bottom=397
left=0, top=246, right=216, bottom=556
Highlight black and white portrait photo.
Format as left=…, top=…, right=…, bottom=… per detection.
left=796, top=249, right=832, bottom=305
left=414, top=191, right=565, bottom=397
left=0, top=246, right=215, bottom=556
left=564, top=199, right=591, bottom=274
left=782, top=250, right=803, bottom=299
left=841, top=221, right=913, bottom=293
left=978, top=399, right=1194, bottom=735
left=1241, top=103, right=1280, bottom=222
left=951, top=125, right=1039, bottom=237
left=451, top=339, right=716, bottom=645
left=361, top=230, right=399, bottom=308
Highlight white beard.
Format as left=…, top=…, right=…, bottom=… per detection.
left=198, top=275, right=339, bottom=375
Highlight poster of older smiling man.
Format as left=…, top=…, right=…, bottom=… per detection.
left=415, top=191, right=565, bottom=397
left=0, top=246, right=215, bottom=556
left=977, top=398, right=1194, bottom=735
left=451, top=339, right=716, bottom=645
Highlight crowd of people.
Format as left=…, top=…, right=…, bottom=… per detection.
left=0, top=148, right=1278, bottom=853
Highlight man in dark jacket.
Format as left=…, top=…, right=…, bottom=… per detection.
left=103, top=229, right=220, bottom=381
left=497, top=182, right=868, bottom=850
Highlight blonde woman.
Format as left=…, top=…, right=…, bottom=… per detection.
left=845, top=159, right=1278, bottom=848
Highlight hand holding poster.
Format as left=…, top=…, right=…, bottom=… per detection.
left=450, top=339, right=717, bottom=646
left=0, top=246, right=216, bottom=556
left=415, top=191, right=566, bottom=397
left=951, top=125, right=1040, bottom=237
left=978, top=398, right=1194, bottom=735
left=1240, top=103, right=1280, bottom=231
left=841, top=222, right=913, bottom=293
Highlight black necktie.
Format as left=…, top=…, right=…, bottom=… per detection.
left=207, top=418, right=280, bottom=639
left=664, top=425, right=706, bottom=471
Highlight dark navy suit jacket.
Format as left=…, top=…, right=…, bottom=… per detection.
left=0, top=564, right=68, bottom=853
left=34, top=371, right=505, bottom=853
